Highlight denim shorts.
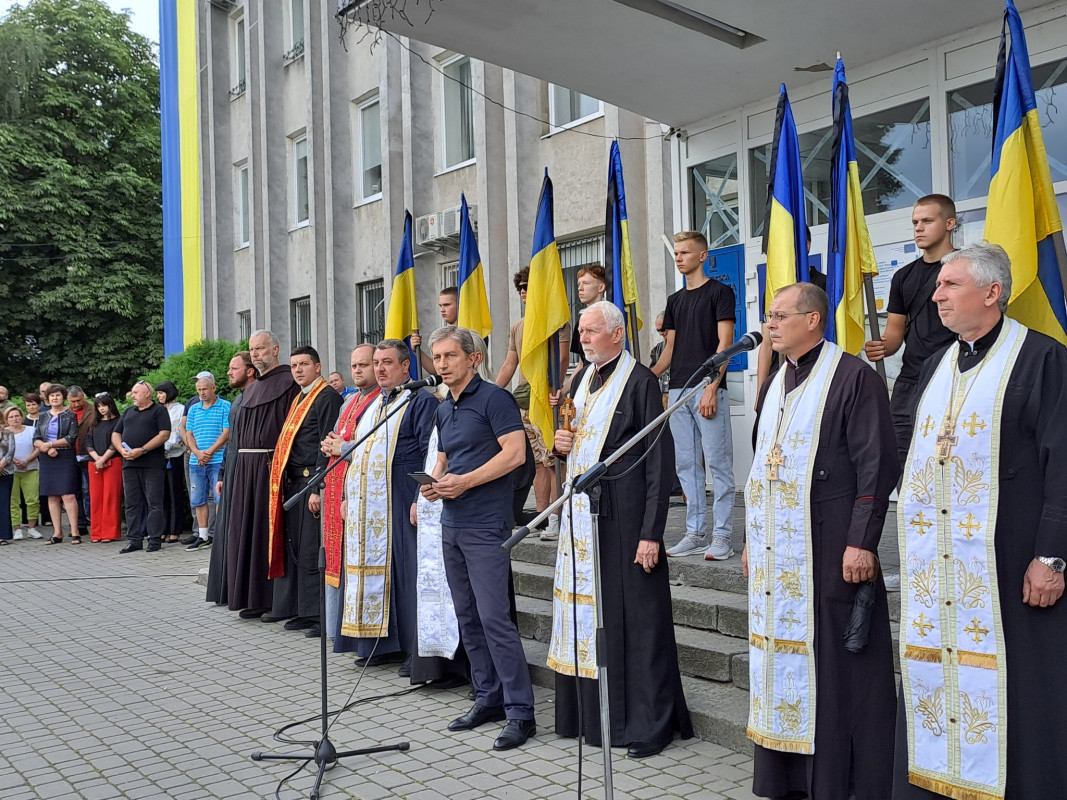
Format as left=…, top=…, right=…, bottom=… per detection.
left=189, top=461, right=222, bottom=507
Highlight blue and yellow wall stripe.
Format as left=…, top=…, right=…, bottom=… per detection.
left=160, top=0, right=202, bottom=355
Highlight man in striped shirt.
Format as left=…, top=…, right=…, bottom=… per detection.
left=182, top=374, right=231, bottom=550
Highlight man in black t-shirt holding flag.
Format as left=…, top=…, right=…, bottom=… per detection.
left=865, top=194, right=958, bottom=470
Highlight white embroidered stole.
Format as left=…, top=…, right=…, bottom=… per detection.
left=899, top=319, right=1024, bottom=800
left=547, top=351, right=636, bottom=679
left=341, top=391, right=409, bottom=639
left=746, top=342, right=842, bottom=754
left=415, top=426, right=459, bottom=658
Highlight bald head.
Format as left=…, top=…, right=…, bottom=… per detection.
left=350, top=343, right=377, bottom=391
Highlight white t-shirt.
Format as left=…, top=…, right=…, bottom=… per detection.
left=12, top=427, right=38, bottom=471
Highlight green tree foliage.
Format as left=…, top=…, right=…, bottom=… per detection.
left=140, top=338, right=249, bottom=403
left=0, top=0, right=163, bottom=396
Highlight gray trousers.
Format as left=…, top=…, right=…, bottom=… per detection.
left=441, top=523, right=534, bottom=721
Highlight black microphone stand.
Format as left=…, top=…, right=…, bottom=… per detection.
left=251, top=389, right=416, bottom=799
left=501, top=364, right=723, bottom=800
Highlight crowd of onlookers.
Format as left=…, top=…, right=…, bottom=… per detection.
left=0, top=379, right=227, bottom=548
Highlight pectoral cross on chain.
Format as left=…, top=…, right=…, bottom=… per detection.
left=765, top=443, right=786, bottom=481
left=935, top=424, right=958, bottom=459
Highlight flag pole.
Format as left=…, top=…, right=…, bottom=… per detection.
left=549, top=330, right=565, bottom=502
left=627, top=302, right=642, bottom=363
left=413, top=329, right=423, bottom=379
left=862, top=276, right=887, bottom=384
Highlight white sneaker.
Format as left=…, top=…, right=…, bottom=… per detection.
left=666, top=533, right=708, bottom=557
left=27, top=528, right=43, bottom=539
left=883, top=572, right=901, bottom=592
left=540, top=514, right=560, bottom=542
left=704, top=537, right=735, bottom=561
left=12, top=528, right=23, bottom=540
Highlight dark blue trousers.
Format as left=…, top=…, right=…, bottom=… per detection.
left=441, top=523, right=534, bottom=721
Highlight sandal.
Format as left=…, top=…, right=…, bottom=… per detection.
left=0, top=540, right=9, bottom=546
left=71, top=536, right=82, bottom=544
left=45, top=536, right=64, bottom=545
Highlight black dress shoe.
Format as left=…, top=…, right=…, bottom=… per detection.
left=260, top=613, right=293, bottom=623
left=467, top=688, right=477, bottom=701
left=119, top=543, right=142, bottom=554
left=354, top=652, right=406, bottom=668
left=493, top=719, right=536, bottom=751
left=146, top=542, right=161, bottom=552
left=304, top=624, right=321, bottom=638
left=238, top=607, right=271, bottom=619
left=283, top=617, right=316, bottom=631
left=626, top=740, right=666, bottom=758
left=397, top=655, right=412, bottom=678
left=447, top=703, right=507, bottom=731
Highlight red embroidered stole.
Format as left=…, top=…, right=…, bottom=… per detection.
left=267, top=377, right=330, bottom=579
left=323, top=387, right=381, bottom=587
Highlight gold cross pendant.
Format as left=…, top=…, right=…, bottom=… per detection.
left=935, top=425, right=958, bottom=459
left=765, top=443, right=786, bottom=481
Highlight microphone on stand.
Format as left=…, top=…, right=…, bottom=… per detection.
left=697, top=331, right=762, bottom=376
left=390, top=374, right=443, bottom=395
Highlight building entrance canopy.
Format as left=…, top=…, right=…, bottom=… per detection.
left=338, top=0, right=1042, bottom=129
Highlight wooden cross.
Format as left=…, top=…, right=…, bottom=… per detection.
left=964, top=617, right=989, bottom=644
left=961, top=412, right=987, bottom=437
left=787, top=431, right=808, bottom=449
left=559, top=397, right=576, bottom=432
left=765, top=443, right=786, bottom=481
left=957, top=513, right=981, bottom=540
left=909, top=512, right=933, bottom=536
left=919, top=415, right=936, bottom=437
left=912, top=613, right=934, bottom=638
left=935, top=424, right=959, bottom=459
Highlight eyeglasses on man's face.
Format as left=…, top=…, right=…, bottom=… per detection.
left=766, top=310, right=814, bottom=324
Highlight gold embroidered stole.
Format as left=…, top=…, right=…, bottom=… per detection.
left=340, top=392, right=408, bottom=638
left=547, top=351, right=635, bottom=679
left=323, top=387, right=381, bottom=587
left=268, top=377, right=330, bottom=579
left=746, top=342, right=842, bottom=754
left=415, top=426, right=460, bottom=658
left=899, top=319, right=1025, bottom=800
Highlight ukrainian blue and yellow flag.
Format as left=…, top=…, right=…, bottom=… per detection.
left=762, top=85, right=808, bottom=319
left=986, top=0, right=1067, bottom=345
left=457, top=194, right=493, bottom=339
left=826, top=58, right=878, bottom=354
left=606, top=140, right=643, bottom=354
left=160, top=0, right=202, bottom=355
left=520, top=172, right=571, bottom=450
left=385, top=211, right=419, bottom=379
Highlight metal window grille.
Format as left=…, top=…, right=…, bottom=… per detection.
left=559, top=235, right=605, bottom=365
left=290, top=297, right=311, bottom=348
left=440, top=261, right=459, bottom=292
left=358, top=280, right=385, bottom=344
left=689, top=153, right=741, bottom=249
left=237, top=310, right=251, bottom=341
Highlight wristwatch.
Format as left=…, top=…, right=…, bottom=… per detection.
left=1037, top=556, right=1066, bottom=573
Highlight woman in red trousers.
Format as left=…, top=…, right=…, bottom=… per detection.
left=80, top=393, right=123, bottom=542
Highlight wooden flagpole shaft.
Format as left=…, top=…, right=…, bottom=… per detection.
left=862, top=275, right=887, bottom=384
left=627, top=302, right=642, bottom=363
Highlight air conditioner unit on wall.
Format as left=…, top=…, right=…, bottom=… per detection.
left=415, top=213, right=439, bottom=246
left=438, top=204, right=475, bottom=238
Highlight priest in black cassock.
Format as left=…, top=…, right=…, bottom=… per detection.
left=551, top=301, right=693, bottom=759
left=206, top=351, right=257, bottom=605
left=747, top=283, right=898, bottom=800
left=226, top=330, right=299, bottom=617
left=893, top=243, right=1067, bottom=800
left=267, top=346, right=343, bottom=633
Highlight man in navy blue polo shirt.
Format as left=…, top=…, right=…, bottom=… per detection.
left=421, top=325, right=536, bottom=751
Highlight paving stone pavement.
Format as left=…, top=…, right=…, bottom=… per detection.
left=0, top=535, right=761, bottom=800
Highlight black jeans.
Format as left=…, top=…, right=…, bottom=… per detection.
left=122, top=467, right=165, bottom=545
left=890, top=378, right=918, bottom=473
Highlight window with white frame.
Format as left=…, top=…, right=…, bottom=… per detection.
left=689, top=153, right=741, bottom=250
left=290, top=297, right=311, bottom=348
left=440, top=261, right=459, bottom=292
left=285, top=0, right=305, bottom=60
left=237, top=310, right=252, bottom=341
left=358, top=280, right=385, bottom=344
left=358, top=98, right=382, bottom=200
left=948, top=58, right=1067, bottom=202
left=442, top=57, right=474, bottom=168
left=235, top=163, right=250, bottom=248
left=291, top=134, right=309, bottom=225
left=230, top=14, right=246, bottom=98
left=748, top=98, right=932, bottom=235
left=559, top=236, right=605, bottom=366
left=549, top=85, right=602, bottom=128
